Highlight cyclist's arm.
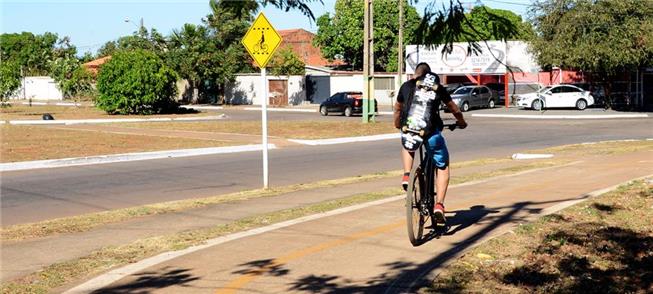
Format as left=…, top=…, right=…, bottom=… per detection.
left=393, top=101, right=402, bottom=129
left=439, top=86, right=467, bottom=129
left=394, top=83, right=409, bottom=129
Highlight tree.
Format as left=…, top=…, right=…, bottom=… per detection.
left=49, top=57, right=93, bottom=99
left=95, top=28, right=167, bottom=58
left=314, top=0, right=421, bottom=71
left=0, top=32, right=59, bottom=76
left=269, top=47, right=305, bottom=75
left=457, top=6, right=533, bottom=42
left=96, top=50, right=178, bottom=114
left=529, top=0, right=653, bottom=74
left=0, top=61, right=21, bottom=101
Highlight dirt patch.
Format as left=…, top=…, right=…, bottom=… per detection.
left=0, top=104, right=211, bottom=121
left=0, top=125, right=222, bottom=162
left=428, top=179, right=653, bottom=294
left=119, top=120, right=398, bottom=139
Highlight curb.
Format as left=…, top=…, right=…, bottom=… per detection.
left=288, top=133, right=399, bottom=145
left=7, top=115, right=226, bottom=125
left=471, top=113, right=650, bottom=119
left=0, top=144, right=276, bottom=172
left=180, top=105, right=224, bottom=110
left=244, top=107, right=317, bottom=113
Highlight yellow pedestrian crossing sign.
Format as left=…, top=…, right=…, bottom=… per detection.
left=242, top=13, right=282, bottom=68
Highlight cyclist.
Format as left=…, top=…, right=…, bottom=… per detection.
left=394, top=62, right=467, bottom=224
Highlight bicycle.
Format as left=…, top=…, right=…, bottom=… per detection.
left=406, top=123, right=458, bottom=246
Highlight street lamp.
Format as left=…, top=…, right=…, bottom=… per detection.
left=124, top=17, right=144, bottom=32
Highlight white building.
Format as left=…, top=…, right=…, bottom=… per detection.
left=10, top=76, right=63, bottom=101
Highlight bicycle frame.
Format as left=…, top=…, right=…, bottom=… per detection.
left=416, top=141, right=436, bottom=224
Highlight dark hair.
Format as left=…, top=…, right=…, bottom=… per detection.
left=415, top=62, right=431, bottom=77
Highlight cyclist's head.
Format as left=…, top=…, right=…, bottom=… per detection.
left=414, top=62, right=431, bottom=78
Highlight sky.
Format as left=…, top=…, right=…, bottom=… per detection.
left=1, top=0, right=532, bottom=56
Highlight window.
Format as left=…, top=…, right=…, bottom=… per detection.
left=480, top=87, right=489, bottom=94
left=562, top=86, right=582, bottom=93
left=374, top=77, right=395, bottom=90
left=550, top=87, right=563, bottom=94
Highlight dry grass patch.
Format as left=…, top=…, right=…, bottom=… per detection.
left=0, top=125, right=222, bottom=162
left=120, top=120, right=398, bottom=139
left=428, top=179, right=653, bottom=294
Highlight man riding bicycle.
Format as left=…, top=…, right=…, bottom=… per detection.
left=394, top=62, right=467, bottom=224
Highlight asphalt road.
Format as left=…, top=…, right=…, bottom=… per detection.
left=2, top=115, right=651, bottom=225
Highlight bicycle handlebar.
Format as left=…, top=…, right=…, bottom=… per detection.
left=443, top=123, right=459, bottom=131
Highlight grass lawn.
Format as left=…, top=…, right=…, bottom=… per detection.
left=0, top=104, right=214, bottom=120
left=120, top=120, right=398, bottom=139
left=429, top=179, right=653, bottom=294
left=0, top=125, right=224, bottom=162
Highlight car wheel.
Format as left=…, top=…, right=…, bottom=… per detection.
left=344, top=106, right=353, bottom=117
left=320, top=106, right=328, bottom=116
left=576, top=99, right=587, bottom=111
left=461, top=102, right=470, bottom=112
left=532, top=99, right=543, bottom=111
left=488, top=99, right=495, bottom=108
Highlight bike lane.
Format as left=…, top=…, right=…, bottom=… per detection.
left=72, top=150, right=653, bottom=293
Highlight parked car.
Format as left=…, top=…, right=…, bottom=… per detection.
left=443, top=82, right=474, bottom=94
left=319, top=92, right=378, bottom=117
left=484, top=83, right=506, bottom=104
left=568, top=83, right=606, bottom=108
left=444, top=85, right=496, bottom=112
left=515, top=84, right=595, bottom=110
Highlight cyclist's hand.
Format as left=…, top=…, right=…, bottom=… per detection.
left=456, top=120, right=467, bottom=129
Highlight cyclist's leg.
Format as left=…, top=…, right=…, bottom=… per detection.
left=401, top=147, right=414, bottom=190
left=426, top=131, right=450, bottom=204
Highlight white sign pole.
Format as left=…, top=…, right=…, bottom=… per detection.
left=261, top=67, right=269, bottom=189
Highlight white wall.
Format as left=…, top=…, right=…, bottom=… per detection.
left=226, top=74, right=306, bottom=105
left=228, top=73, right=399, bottom=106
left=10, top=76, right=63, bottom=101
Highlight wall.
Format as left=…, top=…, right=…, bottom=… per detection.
left=10, top=76, right=63, bottom=101
left=226, top=74, right=306, bottom=105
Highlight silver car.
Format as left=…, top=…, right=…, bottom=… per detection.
left=448, top=86, right=496, bottom=112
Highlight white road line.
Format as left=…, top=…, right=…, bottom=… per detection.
left=0, top=144, right=276, bottom=172
left=472, top=113, right=649, bottom=119
left=289, top=133, right=399, bottom=145
left=244, top=107, right=317, bottom=113
left=180, top=105, right=224, bottom=110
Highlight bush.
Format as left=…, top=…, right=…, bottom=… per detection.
left=96, top=50, right=178, bottom=114
left=0, top=61, right=21, bottom=101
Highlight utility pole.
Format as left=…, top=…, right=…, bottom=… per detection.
left=396, top=0, right=404, bottom=103
left=363, top=0, right=375, bottom=123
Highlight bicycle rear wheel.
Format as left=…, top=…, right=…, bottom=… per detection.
left=406, top=164, right=427, bottom=246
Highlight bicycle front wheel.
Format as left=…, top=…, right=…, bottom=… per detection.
left=406, top=164, right=426, bottom=246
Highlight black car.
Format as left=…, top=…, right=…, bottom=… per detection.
left=319, top=92, right=378, bottom=117
left=484, top=83, right=507, bottom=104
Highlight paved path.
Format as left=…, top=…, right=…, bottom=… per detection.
left=67, top=150, right=653, bottom=293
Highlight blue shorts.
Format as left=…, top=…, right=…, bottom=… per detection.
left=424, top=131, right=449, bottom=169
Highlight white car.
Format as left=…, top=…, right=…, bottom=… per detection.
left=516, top=84, right=595, bottom=110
